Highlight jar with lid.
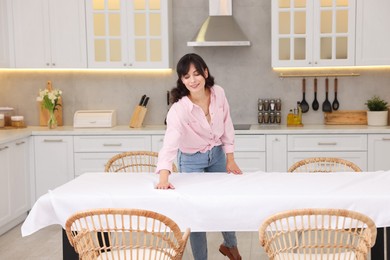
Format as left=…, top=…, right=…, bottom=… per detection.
left=0, top=107, right=14, bottom=126
left=0, top=114, right=4, bottom=128
left=11, top=116, right=25, bottom=128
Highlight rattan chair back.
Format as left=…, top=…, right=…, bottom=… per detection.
left=105, top=151, right=177, bottom=173
left=259, top=208, right=377, bottom=260
left=65, top=208, right=190, bottom=260
left=288, top=157, right=362, bottom=173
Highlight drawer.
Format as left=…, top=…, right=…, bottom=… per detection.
left=74, top=152, right=117, bottom=176
left=235, top=151, right=266, bottom=172
left=287, top=151, right=367, bottom=171
left=288, top=134, right=367, bottom=151
left=235, top=135, right=265, bottom=152
left=74, top=136, right=151, bottom=152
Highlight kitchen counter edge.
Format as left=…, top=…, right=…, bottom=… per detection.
left=2, top=124, right=390, bottom=144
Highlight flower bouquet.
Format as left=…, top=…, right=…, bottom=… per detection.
left=37, top=81, right=62, bottom=128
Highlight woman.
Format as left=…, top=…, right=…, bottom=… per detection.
left=155, top=53, right=242, bottom=260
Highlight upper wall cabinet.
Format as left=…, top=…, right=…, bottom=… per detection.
left=272, top=0, right=356, bottom=67
left=355, top=0, right=390, bottom=65
left=0, top=0, right=11, bottom=67
left=11, top=0, right=87, bottom=68
left=85, top=0, right=172, bottom=69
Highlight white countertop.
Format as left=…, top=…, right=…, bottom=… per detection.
left=2, top=124, right=390, bottom=144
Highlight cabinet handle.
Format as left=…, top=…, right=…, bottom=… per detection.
left=382, top=138, right=390, bottom=141
left=46, top=62, right=50, bottom=66
left=123, top=63, right=127, bottom=66
left=0, top=146, right=9, bottom=151
left=44, top=139, right=63, bottom=143
left=52, top=63, right=56, bottom=66
left=318, top=142, right=337, bottom=145
left=15, top=141, right=26, bottom=145
left=273, top=138, right=279, bottom=142
left=103, top=143, right=122, bottom=147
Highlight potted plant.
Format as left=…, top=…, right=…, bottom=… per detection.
left=365, top=96, right=389, bottom=126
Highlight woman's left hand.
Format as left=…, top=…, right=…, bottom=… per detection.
left=226, top=159, right=242, bottom=175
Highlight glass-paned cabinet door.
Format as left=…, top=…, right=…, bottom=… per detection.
left=128, top=0, right=170, bottom=68
left=85, top=0, right=171, bottom=69
left=272, top=0, right=314, bottom=67
left=86, top=0, right=128, bottom=68
left=313, top=0, right=355, bottom=66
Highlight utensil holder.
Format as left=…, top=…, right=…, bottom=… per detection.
left=129, top=106, right=147, bottom=128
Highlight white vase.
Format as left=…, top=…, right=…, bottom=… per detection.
left=367, top=111, right=388, bottom=126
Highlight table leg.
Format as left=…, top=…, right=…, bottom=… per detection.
left=62, top=229, right=78, bottom=260
left=371, top=227, right=389, bottom=260
left=61, top=229, right=110, bottom=259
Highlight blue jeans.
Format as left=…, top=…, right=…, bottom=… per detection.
left=178, top=145, right=238, bottom=260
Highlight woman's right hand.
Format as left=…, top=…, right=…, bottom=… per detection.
left=156, top=181, right=175, bottom=189
left=155, top=169, right=175, bottom=189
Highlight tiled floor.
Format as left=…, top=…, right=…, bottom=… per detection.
left=0, top=223, right=268, bottom=259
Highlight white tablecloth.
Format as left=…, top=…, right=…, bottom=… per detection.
left=22, top=171, right=390, bottom=236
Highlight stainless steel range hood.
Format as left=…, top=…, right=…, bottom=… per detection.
left=187, top=0, right=250, bottom=47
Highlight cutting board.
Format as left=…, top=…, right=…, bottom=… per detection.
left=324, top=110, right=367, bottom=125
left=38, top=81, right=63, bottom=126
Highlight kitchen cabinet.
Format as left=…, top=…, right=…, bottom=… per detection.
left=33, top=136, right=74, bottom=200
left=234, top=135, right=266, bottom=172
left=266, top=135, right=287, bottom=172
left=0, top=0, right=11, bottom=67
left=272, top=0, right=356, bottom=67
left=287, top=134, right=367, bottom=171
left=0, top=138, right=30, bottom=236
left=85, top=0, right=172, bottom=69
left=11, top=0, right=87, bottom=68
left=355, top=0, right=390, bottom=65
left=368, top=134, right=390, bottom=171
left=74, top=135, right=152, bottom=176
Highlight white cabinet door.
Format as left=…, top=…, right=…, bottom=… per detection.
left=85, top=0, right=172, bottom=68
left=11, top=0, right=86, bottom=68
left=272, top=0, right=355, bottom=67
left=235, top=135, right=266, bottom=172
left=356, top=0, right=390, bottom=65
left=0, top=142, right=11, bottom=228
left=0, top=137, right=30, bottom=235
left=9, top=138, right=30, bottom=218
left=266, top=135, right=287, bottom=172
left=33, top=136, right=74, bottom=200
left=0, top=0, right=11, bottom=67
left=368, top=134, right=390, bottom=171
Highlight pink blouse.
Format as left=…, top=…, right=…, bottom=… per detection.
left=156, top=85, right=235, bottom=173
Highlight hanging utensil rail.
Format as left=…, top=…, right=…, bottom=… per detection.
left=279, top=73, right=360, bottom=78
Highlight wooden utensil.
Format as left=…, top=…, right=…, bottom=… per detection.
left=322, top=78, right=332, bottom=112
left=332, top=78, right=340, bottom=111
left=300, top=78, right=309, bottom=113
left=312, top=78, right=319, bottom=111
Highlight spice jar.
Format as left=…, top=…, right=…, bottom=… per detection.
left=11, top=116, right=25, bottom=128
left=0, top=114, right=4, bottom=128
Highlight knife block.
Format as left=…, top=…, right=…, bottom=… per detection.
left=129, top=105, right=147, bottom=128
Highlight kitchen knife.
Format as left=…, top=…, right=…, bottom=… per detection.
left=139, top=95, right=146, bottom=106
left=142, top=97, right=150, bottom=107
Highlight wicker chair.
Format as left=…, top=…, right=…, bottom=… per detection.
left=65, top=208, right=190, bottom=260
left=104, top=151, right=177, bottom=173
left=288, top=157, right=362, bottom=173
left=259, top=208, right=377, bottom=260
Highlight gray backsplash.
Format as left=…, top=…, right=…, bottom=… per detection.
left=1, top=0, right=390, bottom=126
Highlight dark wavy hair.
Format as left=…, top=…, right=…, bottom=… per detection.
left=170, top=53, right=215, bottom=103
